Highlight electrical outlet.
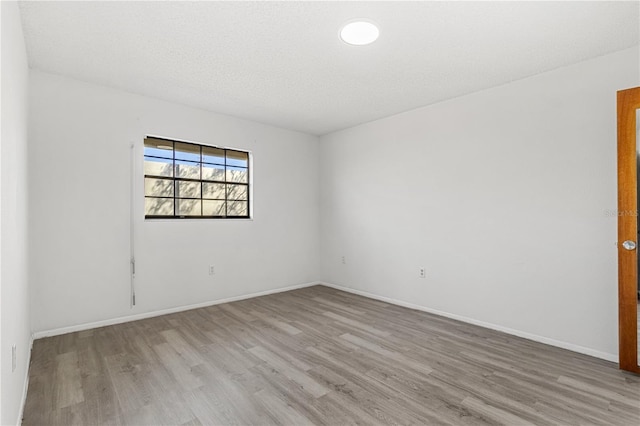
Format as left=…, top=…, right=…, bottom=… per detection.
left=208, top=265, right=215, bottom=275
left=419, top=267, right=426, bottom=278
left=11, top=344, right=16, bottom=372
left=341, top=256, right=346, bottom=264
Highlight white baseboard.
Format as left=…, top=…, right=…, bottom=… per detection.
left=17, top=335, right=34, bottom=426
left=31, top=280, right=617, bottom=363
left=320, top=282, right=618, bottom=363
left=33, top=281, right=321, bottom=339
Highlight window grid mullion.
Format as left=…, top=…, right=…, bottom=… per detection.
left=200, top=146, right=204, bottom=216
left=172, top=141, right=176, bottom=217
left=144, top=137, right=249, bottom=219
left=224, top=149, right=228, bottom=217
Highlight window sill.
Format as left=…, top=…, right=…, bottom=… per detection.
left=143, top=217, right=254, bottom=222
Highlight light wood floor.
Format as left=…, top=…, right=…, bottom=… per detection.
left=23, top=285, right=640, bottom=425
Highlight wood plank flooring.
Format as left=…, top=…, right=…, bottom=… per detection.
left=23, top=285, right=640, bottom=425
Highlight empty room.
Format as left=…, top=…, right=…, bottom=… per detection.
left=2, top=0, right=640, bottom=425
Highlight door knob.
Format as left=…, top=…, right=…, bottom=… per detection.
left=622, top=240, right=637, bottom=250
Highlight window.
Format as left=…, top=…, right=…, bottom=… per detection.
left=144, top=137, right=250, bottom=219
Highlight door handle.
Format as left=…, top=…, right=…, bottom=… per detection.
left=622, top=240, right=637, bottom=250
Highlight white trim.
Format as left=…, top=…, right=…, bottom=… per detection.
left=320, top=282, right=618, bottom=363
left=31, top=280, right=617, bottom=362
left=33, top=281, right=320, bottom=339
left=17, top=335, right=34, bottom=426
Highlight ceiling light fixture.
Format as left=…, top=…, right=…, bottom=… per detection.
left=340, top=20, right=379, bottom=46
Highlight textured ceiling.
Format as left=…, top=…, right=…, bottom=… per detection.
left=18, top=1, right=640, bottom=136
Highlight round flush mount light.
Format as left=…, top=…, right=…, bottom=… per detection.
left=340, top=20, right=379, bottom=46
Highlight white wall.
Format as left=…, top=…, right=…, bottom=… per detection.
left=319, top=47, right=639, bottom=360
left=1, top=1, right=31, bottom=424
left=29, top=70, right=320, bottom=333
left=23, top=19, right=639, bottom=374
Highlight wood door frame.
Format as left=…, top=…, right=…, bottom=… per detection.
left=617, top=87, right=640, bottom=373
